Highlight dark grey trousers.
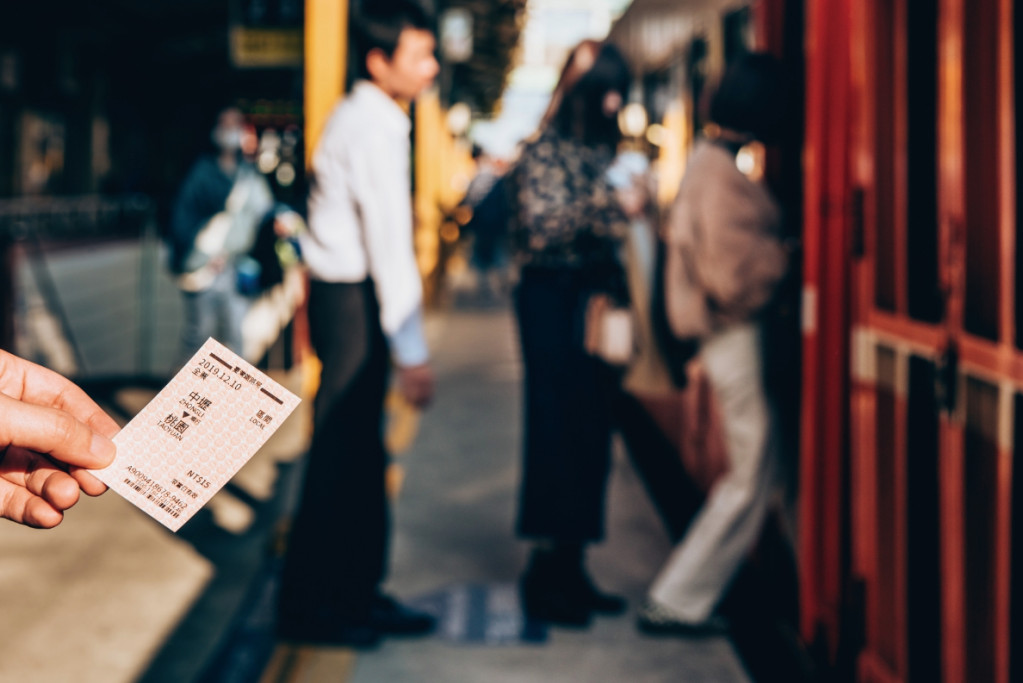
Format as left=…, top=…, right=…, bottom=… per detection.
left=278, top=279, right=390, bottom=625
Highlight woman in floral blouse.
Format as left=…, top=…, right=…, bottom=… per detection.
left=509, top=40, right=633, bottom=627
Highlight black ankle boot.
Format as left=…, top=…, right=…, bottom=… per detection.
left=520, top=548, right=592, bottom=627
left=519, top=545, right=627, bottom=625
left=574, top=572, right=627, bottom=615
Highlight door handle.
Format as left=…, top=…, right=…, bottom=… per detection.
left=935, top=341, right=959, bottom=415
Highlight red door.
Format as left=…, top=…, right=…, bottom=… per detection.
left=844, top=0, right=1018, bottom=681
left=799, top=0, right=854, bottom=667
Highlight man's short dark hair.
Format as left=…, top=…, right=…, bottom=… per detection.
left=353, top=0, right=435, bottom=80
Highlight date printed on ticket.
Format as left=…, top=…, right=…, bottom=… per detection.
left=94, top=338, right=301, bottom=531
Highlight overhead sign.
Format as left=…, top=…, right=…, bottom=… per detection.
left=230, top=0, right=303, bottom=69
left=230, top=27, right=302, bottom=68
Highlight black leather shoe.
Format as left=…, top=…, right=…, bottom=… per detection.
left=368, top=595, right=437, bottom=636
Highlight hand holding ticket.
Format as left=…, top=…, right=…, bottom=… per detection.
left=94, top=338, right=301, bottom=531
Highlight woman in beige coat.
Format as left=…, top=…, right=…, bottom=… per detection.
left=639, top=53, right=792, bottom=635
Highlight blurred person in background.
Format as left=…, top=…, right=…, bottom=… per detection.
left=167, top=106, right=275, bottom=359
left=0, top=349, right=117, bottom=528
left=275, top=0, right=439, bottom=648
left=459, top=144, right=508, bottom=303
left=462, top=144, right=500, bottom=208
left=507, top=40, right=634, bottom=627
left=637, top=52, right=792, bottom=636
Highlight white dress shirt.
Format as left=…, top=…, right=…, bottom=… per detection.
left=301, top=80, right=428, bottom=367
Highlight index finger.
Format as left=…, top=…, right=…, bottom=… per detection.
left=0, top=393, right=116, bottom=470
left=0, top=351, right=120, bottom=439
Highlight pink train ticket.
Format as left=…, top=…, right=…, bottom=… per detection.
left=93, top=338, right=301, bottom=531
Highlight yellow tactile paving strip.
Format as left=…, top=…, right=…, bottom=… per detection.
left=259, top=644, right=357, bottom=683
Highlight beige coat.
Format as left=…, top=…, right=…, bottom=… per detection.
left=663, top=141, right=787, bottom=339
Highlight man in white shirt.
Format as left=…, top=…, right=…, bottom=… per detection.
left=277, top=0, right=439, bottom=648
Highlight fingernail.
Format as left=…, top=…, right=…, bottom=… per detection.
left=90, top=433, right=116, bottom=466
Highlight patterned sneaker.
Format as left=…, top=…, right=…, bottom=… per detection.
left=636, top=599, right=729, bottom=638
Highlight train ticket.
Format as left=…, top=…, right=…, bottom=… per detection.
left=93, top=338, right=301, bottom=531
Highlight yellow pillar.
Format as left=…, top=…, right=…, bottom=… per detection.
left=297, top=0, right=346, bottom=380
left=304, top=0, right=347, bottom=167
left=414, top=89, right=444, bottom=277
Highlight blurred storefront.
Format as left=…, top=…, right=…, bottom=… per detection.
left=0, top=0, right=303, bottom=202
left=0, top=0, right=305, bottom=366
left=608, top=0, right=800, bottom=209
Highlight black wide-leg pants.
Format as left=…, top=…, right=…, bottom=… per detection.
left=515, top=266, right=704, bottom=546
left=515, top=267, right=617, bottom=543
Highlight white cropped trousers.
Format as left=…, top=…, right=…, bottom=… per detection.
left=648, top=322, right=779, bottom=622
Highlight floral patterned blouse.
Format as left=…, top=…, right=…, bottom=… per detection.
left=509, top=129, right=629, bottom=279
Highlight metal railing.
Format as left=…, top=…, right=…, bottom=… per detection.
left=0, top=194, right=171, bottom=385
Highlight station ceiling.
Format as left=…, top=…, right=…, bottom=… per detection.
left=610, top=0, right=751, bottom=71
